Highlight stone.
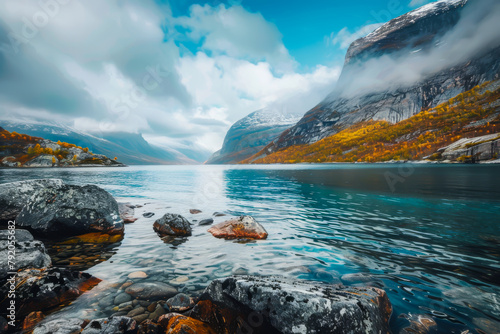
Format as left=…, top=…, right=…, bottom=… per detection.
left=23, top=311, right=45, bottom=332
left=159, top=313, right=216, bottom=334
left=0, top=268, right=101, bottom=320
left=119, top=203, right=138, bottom=223
left=125, top=282, right=178, bottom=300
left=0, top=229, right=51, bottom=279
left=33, top=318, right=85, bottom=334
left=81, top=316, right=137, bottom=334
left=400, top=314, right=437, bottom=334
left=127, top=307, right=145, bottom=318
left=143, top=212, right=155, bottom=218
left=138, top=319, right=161, bottom=334
left=0, top=179, right=64, bottom=224
left=128, top=271, right=148, bottom=279
left=213, top=212, right=226, bottom=217
left=198, top=218, right=214, bottom=226
left=207, top=216, right=268, bottom=240
left=133, top=314, right=149, bottom=324
left=147, top=302, right=158, bottom=313
left=16, top=184, right=124, bottom=238
left=193, top=275, right=392, bottom=334
left=114, top=293, right=132, bottom=305
left=189, top=209, right=202, bottom=214
left=169, top=276, right=189, bottom=285
left=149, top=304, right=166, bottom=320
left=153, top=214, right=192, bottom=237
left=166, top=293, right=195, bottom=312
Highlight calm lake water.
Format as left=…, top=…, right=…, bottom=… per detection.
left=1, top=164, right=500, bottom=333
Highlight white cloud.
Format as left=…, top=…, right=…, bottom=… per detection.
left=327, top=23, right=383, bottom=50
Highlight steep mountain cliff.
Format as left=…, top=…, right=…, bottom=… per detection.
left=206, top=109, right=300, bottom=164
left=254, top=0, right=500, bottom=159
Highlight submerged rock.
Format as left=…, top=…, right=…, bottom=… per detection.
left=207, top=215, right=268, bottom=240
left=81, top=316, right=137, bottom=334
left=125, top=282, right=178, bottom=300
left=153, top=214, right=192, bottom=237
left=193, top=275, right=392, bottom=334
left=166, top=293, right=195, bottom=312
left=119, top=203, right=138, bottom=223
left=190, top=209, right=202, bottom=214
left=198, top=218, right=214, bottom=226
left=143, top=212, right=155, bottom=218
left=0, top=229, right=51, bottom=278
left=0, top=179, right=64, bottom=224
left=16, top=184, right=124, bottom=238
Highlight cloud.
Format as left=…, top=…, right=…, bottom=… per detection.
left=329, top=0, right=500, bottom=99
left=326, top=23, right=384, bottom=50
left=0, top=0, right=341, bottom=155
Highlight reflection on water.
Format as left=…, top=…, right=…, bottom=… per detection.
left=1, top=164, right=499, bottom=333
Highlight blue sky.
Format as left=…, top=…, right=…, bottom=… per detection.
left=0, top=0, right=433, bottom=156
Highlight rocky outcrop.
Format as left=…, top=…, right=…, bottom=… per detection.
left=255, top=0, right=500, bottom=159
left=153, top=214, right=192, bottom=237
left=0, top=229, right=51, bottom=278
left=438, top=132, right=500, bottom=162
left=0, top=179, right=64, bottom=224
left=0, top=267, right=101, bottom=320
left=16, top=183, right=124, bottom=237
left=207, top=216, right=268, bottom=240
left=206, top=109, right=300, bottom=164
left=192, top=275, right=392, bottom=334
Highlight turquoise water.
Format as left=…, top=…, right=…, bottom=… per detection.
left=1, top=164, right=500, bottom=333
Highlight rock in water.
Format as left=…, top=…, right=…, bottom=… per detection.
left=143, top=212, right=155, bottom=218
left=153, top=213, right=192, bottom=237
left=207, top=216, right=268, bottom=239
left=0, top=229, right=51, bottom=279
left=190, top=209, right=202, bottom=214
left=33, top=319, right=85, bottom=334
left=159, top=313, right=216, bottom=334
left=125, top=282, right=178, bottom=300
left=81, top=316, right=137, bottom=334
left=198, top=218, right=214, bottom=226
left=119, top=203, right=138, bottom=223
left=193, top=275, right=392, bottom=334
left=16, top=184, right=124, bottom=237
left=166, top=293, right=195, bottom=312
left=0, top=179, right=64, bottom=224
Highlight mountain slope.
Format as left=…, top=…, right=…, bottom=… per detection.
left=256, top=0, right=500, bottom=158
left=245, top=80, right=500, bottom=163
left=206, top=109, right=300, bottom=164
left=0, top=120, right=197, bottom=165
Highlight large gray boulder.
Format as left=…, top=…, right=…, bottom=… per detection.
left=0, top=179, right=64, bottom=224
left=16, top=184, right=124, bottom=237
left=153, top=213, right=192, bottom=237
left=193, top=275, right=392, bottom=334
left=0, top=229, right=51, bottom=279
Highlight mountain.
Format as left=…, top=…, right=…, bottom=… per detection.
left=249, top=0, right=500, bottom=161
left=0, top=120, right=198, bottom=165
left=0, top=127, right=125, bottom=167
left=205, top=109, right=300, bottom=164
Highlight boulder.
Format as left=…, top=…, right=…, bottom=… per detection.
left=16, top=184, right=124, bottom=237
left=158, top=313, right=216, bottom=334
left=0, top=179, right=64, bottom=224
left=33, top=318, right=86, bottom=334
left=24, top=154, right=55, bottom=167
left=81, top=316, right=137, bottom=334
left=0, top=268, right=101, bottom=319
left=153, top=214, right=192, bottom=237
left=0, top=229, right=51, bottom=279
left=207, top=216, right=267, bottom=240
left=193, top=275, right=392, bottom=334
left=166, top=293, right=195, bottom=312
left=125, top=282, right=178, bottom=301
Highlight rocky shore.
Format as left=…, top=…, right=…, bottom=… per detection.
left=0, top=179, right=394, bottom=333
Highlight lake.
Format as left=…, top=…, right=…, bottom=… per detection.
left=1, top=164, right=499, bottom=333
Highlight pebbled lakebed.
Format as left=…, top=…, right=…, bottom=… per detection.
left=1, top=164, right=499, bottom=333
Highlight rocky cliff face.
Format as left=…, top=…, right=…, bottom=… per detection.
left=206, top=109, right=299, bottom=164
left=260, top=0, right=500, bottom=156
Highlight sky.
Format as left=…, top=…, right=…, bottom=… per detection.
left=0, top=0, right=436, bottom=156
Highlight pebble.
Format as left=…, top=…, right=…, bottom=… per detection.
left=147, top=302, right=158, bottom=313
left=169, top=276, right=189, bottom=285
left=114, top=293, right=132, bottom=305
left=148, top=304, right=166, bottom=320
left=127, top=307, right=145, bottom=318
left=143, top=212, right=155, bottom=218
left=132, top=314, right=149, bottom=323
left=128, top=271, right=148, bottom=279
left=199, top=218, right=214, bottom=226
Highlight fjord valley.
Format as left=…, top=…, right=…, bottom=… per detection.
left=1, top=0, right=500, bottom=333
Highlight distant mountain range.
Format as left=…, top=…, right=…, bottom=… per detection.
left=215, top=0, right=500, bottom=164
left=206, top=109, right=300, bottom=164
left=0, top=120, right=205, bottom=165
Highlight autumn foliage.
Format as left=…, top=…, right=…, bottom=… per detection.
left=246, top=82, right=500, bottom=164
